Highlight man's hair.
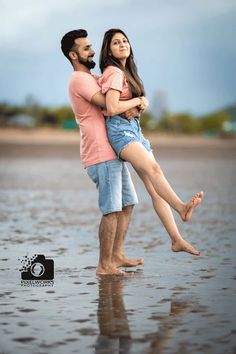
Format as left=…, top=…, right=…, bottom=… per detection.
left=61, top=29, right=87, bottom=64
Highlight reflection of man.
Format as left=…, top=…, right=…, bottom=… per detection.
left=96, top=278, right=132, bottom=353
left=61, top=29, right=143, bottom=275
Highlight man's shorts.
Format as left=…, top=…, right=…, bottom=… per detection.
left=106, top=116, right=152, bottom=158
left=86, top=159, right=138, bottom=215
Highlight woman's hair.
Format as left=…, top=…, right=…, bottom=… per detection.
left=99, top=28, right=145, bottom=97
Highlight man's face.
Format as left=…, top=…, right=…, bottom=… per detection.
left=72, top=37, right=96, bottom=69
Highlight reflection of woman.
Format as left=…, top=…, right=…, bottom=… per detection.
left=98, top=29, right=204, bottom=255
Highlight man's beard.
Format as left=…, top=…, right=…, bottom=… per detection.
left=76, top=53, right=96, bottom=69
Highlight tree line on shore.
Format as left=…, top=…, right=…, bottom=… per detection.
left=0, top=100, right=235, bottom=136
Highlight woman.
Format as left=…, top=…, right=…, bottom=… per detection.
left=98, top=28, right=204, bottom=255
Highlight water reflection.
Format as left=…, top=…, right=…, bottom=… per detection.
left=95, top=277, right=200, bottom=354
left=95, top=277, right=132, bottom=354
left=147, top=300, right=195, bottom=354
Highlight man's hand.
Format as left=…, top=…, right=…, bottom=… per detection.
left=121, top=107, right=140, bottom=120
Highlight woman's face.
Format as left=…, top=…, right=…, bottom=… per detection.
left=109, top=32, right=130, bottom=64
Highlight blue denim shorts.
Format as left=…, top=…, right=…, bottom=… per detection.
left=106, top=116, right=152, bottom=158
left=86, top=159, right=138, bottom=215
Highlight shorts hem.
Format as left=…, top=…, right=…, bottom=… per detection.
left=102, top=208, right=122, bottom=216
left=102, top=201, right=138, bottom=215
left=118, top=139, right=140, bottom=160
left=122, top=201, right=138, bottom=208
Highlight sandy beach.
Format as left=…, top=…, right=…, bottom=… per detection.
left=0, top=128, right=236, bottom=354
left=1, top=128, right=236, bottom=158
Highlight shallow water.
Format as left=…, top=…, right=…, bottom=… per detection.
left=0, top=145, right=236, bottom=354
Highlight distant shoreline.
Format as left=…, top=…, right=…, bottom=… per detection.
left=0, top=128, right=236, bottom=159
left=0, top=127, right=235, bottom=146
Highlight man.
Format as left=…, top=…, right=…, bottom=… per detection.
left=61, top=29, right=143, bottom=275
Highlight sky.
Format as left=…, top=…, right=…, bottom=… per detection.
left=0, top=0, right=236, bottom=116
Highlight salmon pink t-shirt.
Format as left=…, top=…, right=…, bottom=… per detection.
left=98, top=66, right=132, bottom=116
left=69, top=71, right=116, bottom=168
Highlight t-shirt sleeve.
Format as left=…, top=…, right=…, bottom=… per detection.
left=71, top=74, right=101, bottom=102
left=98, top=67, right=123, bottom=94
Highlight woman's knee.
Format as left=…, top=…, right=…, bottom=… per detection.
left=151, top=161, right=162, bottom=175
left=138, top=160, right=162, bottom=177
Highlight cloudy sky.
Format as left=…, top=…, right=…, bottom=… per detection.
left=0, top=0, right=236, bottom=116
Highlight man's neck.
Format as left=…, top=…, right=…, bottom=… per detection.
left=73, top=63, right=91, bottom=74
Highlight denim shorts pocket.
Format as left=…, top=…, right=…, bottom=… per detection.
left=86, top=165, right=97, bottom=184
left=107, top=117, right=130, bottom=129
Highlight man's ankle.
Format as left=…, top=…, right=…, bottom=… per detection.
left=112, top=252, right=124, bottom=259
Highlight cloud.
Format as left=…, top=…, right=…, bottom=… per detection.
left=1, top=0, right=235, bottom=54
left=0, top=0, right=128, bottom=52
left=0, top=0, right=235, bottom=114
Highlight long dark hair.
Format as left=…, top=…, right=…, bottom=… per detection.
left=99, top=29, right=145, bottom=97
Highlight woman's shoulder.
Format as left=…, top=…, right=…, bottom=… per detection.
left=103, top=65, right=123, bottom=76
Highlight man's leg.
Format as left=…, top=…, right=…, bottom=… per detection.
left=112, top=205, right=144, bottom=267
left=97, top=212, right=123, bottom=275
left=97, top=211, right=137, bottom=275
left=111, top=162, right=144, bottom=268
left=86, top=160, right=137, bottom=275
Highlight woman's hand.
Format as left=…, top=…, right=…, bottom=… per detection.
left=138, top=96, right=149, bottom=112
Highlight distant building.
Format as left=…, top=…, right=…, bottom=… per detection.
left=151, top=91, right=168, bottom=120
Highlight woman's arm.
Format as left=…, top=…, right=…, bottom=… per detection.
left=105, top=89, right=142, bottom=116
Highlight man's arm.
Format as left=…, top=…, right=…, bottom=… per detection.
left=91, top=92, right=106, bottom=109
left=91, top=91, right=146, bottom=120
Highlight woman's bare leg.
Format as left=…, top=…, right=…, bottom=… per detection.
left=120, top=142, right=204, bottom=222
left=136, top=167, right=200, bottom=255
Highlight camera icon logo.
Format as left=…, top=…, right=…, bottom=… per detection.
left=19, top=254, right=54, bottom=280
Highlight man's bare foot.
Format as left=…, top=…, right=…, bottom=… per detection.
left=112, top=255, right=144, bottom=268
left=96, top=265, right=135, bottom=276
left=181, top=191, right=204, bottom=222
left=172, top=238, right=200, bottom=256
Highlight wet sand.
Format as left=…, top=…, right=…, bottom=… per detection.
left=0, top=129, right=236, bottom=353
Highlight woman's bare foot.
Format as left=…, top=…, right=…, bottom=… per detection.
left=181, top=191, right=204, bottom=222
left=96, top=265, right=135, bottom=276
left=112, top=255, right=144, bottom=268
left=172, top=238, right=200, bottom=256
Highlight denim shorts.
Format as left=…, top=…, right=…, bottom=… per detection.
left=86, top=159, right=138, bottom=215
left=106, top=115, right=152, bottom=158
